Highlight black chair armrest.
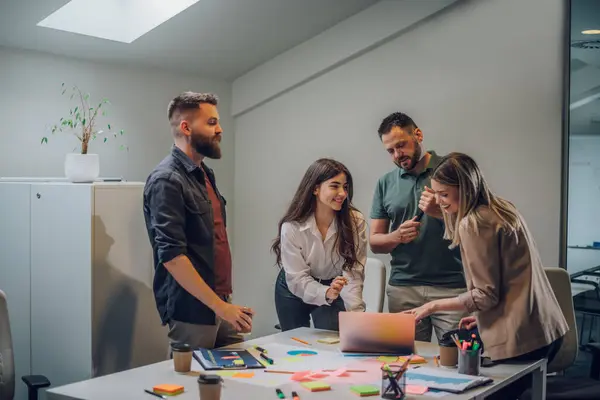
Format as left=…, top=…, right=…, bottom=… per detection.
left=586, top=343, right=600, bottom=380
left=22, top=375, right=51, bottom=400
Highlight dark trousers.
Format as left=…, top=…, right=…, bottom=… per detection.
left=488, top=336, right=564, bottom=399
left=274, top=269, right=346, bottom=332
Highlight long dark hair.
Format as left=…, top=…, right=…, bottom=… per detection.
left=271, top=158, right=361, bottom=272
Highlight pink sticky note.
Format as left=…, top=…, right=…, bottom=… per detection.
left=406, top=385, right=428, bottom=395
left=291, top=371, right=313, bottom=382
left=308, top=370, right=329, bottom=379
left=330, top=368, right=349, bottom=377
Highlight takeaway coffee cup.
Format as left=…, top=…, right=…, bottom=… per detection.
left=439, top=343, right=459, bottom=367
left=198, top=374, right=223, bottom=400
left=171, top=343, right=192, bottom=373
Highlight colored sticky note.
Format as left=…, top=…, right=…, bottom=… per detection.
left=222, top=356, right=240, bottom=360
left=330, top=368, right=349, bottom=377
left=301, top=381, right=331, bottom=392
left=291, top=371, right=313, bottom=381
left=215, top=371, right=238, bottom=377
left=153, top=384, right=184, bottom=396
left=283, top=356, right=304, bottom=363
left=377, top=356, right=399, bottom=363
left=232, top=372, right=255, bottom=378
left=308, top=371, right=328, bottom=379
left=317, top=337, right=340, bottom=344
left=350, top=385, right=380, bottom=396
left=406, top=385, right=428, bottom=395
left=399, top=355, right=427, bottom=364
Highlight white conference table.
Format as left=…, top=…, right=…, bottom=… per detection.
left=46, top=327, right=546, bottom=400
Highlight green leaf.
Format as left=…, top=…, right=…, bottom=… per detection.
left=104, top=138, right=107, bottom=143
left=107, top=123, right=111, bottom=130
left=61, top=89, right=66, bottom=95
left=82, top=118, right=86, bottom=126
left=61, top=82, right=65, bottom=87
left=41, top=137, right=48, bottom=144
left=59, top=117, right=63, bottom=122
left=84, top=93, right=90, bottom=100
left=70, top=93, right=75, bottom=100
left=74, top=106, right=78, bottom=113
left=119, top=129, right=124, bottom=135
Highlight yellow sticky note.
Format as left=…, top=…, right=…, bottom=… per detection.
left=283, top=357, right=304, bottom=363
left=398, top=355, right=427, bottom=364
left=215, top=371, right=238, bottom=377
left=317, top=337, right=340, bottom=344
left=377, top=356, right=399, bottom=363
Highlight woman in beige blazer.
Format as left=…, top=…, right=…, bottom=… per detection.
left=405, top=152, right=568, bottom=377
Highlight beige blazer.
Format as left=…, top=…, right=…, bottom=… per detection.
left=457, top=206, right=569, bottom=361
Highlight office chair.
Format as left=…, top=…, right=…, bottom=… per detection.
left=520, top=268, right=600, bottom=399
left=0, top=290, right=50, bottom=400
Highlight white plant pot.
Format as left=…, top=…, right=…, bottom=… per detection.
left=64, top=153, right=100, bottom=183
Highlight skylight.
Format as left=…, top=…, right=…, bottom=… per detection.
left=37, top=0, right=200, bottom=43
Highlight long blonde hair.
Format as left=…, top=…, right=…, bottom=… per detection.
left=432, top=152, right=522, bottom=248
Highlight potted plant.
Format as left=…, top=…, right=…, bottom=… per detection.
left=42, top=83, right=126, bottom=182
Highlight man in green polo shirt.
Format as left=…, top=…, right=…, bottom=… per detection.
left=369, top=112, right=466, bottom=343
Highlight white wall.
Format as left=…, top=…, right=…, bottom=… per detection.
left=567, top=136, right=600, bottom=274
left=232, top=0, right=566, bottom=337
left=0, top=47, right=234, bottom=210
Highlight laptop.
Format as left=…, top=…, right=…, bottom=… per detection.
left=338, top=312, right=416, bottom=354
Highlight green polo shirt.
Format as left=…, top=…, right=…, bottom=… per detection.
left=370, top=151, right=465, bottom=288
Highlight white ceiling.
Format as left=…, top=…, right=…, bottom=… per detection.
left=570, top=0, right=600, bottom=136
left=0, top=0, right=379, bottom=80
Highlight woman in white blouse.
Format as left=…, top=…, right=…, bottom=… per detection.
left=271, top=158, right=367, bottom=331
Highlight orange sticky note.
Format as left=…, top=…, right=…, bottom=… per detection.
left=153, top=384, right=184, bottom=396
left=232, top=372, right=255, bottom=378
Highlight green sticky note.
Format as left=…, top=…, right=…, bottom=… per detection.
left=301, top=381, right=331, bottom=392
left=350, top=385, right=380, bottom=396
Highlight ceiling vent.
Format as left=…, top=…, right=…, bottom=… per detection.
left=572, top=40, right=600, bottom=49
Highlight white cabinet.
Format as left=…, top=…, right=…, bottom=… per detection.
left=0, top=181, right=167, bottom=400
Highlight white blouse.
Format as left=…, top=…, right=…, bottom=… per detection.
left=280, top=210, right=367, bottom=312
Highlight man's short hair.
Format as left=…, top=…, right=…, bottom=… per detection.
left=377, top=112, right=418, bottom=139
left=167, top=92, right=219, bottom=121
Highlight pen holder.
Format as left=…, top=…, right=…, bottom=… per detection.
left=380, top=364, right=406, bottom=399
left=458, top=347, right=481, bottom=376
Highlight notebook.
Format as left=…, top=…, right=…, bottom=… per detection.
left=405, top=367, right=493, bottom=393
left=193, top=349, right=264, bottom=370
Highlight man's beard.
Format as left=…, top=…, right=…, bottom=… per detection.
left=395, top=138, right=422, bottom=170
left=192, top=132, right=221, bottom=159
